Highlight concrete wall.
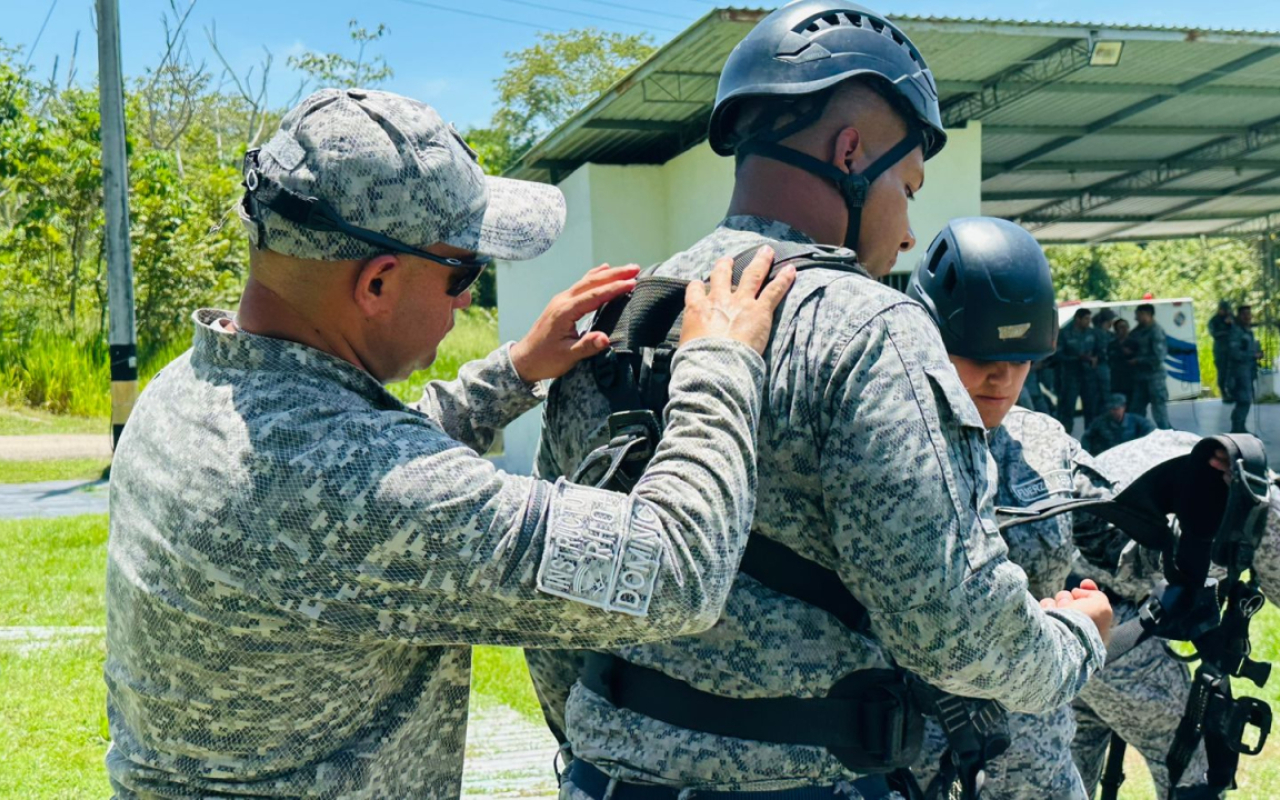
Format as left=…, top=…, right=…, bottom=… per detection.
left=495, top=121, right=983, bottom=474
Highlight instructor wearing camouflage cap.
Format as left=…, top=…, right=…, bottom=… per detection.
left=104, top=88, right=794, bottom=798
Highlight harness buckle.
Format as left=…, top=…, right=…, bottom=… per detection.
left=606, top=409, right=663, bottom=460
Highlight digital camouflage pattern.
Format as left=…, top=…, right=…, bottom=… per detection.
left=1125, top=322, right=1170, bottom=429
left=106, top=309, right=770, bottom=799
left=240, top=88, right=566, bottom=262
left=527, top=216, right=1105, bottom=794
left=1073, top=600, right=1205, bottom=798
left=913, top=407, right=1108, bottom=800
left=1224, top=323, right=1261, bottom=432
left=1056, top=322, right=1103, bottom=430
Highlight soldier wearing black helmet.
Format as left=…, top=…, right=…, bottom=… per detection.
left=906, top=218, right=1110, bottom=800
left=526, top=4, right=1110, bottom=798
left=906, top=220, right=1224, bottom=800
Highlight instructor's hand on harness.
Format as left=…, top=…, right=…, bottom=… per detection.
left=510, top=264, right=642, bottom=383
left=679, top=246, right=797, bottom=355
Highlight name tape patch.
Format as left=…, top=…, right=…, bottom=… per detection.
left=998, top=323, right=1032, bottom=340
left=536, top=480, right=663, bottom=617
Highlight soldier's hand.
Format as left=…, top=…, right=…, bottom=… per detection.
left=679, top=246, right=797, bottom=355
left=510, top=264, right=641, bottom=383
left=1040, top=578, right=1113, bottom=646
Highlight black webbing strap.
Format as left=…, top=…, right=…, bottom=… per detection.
left=572, top=242, right=864, bottom=492
left=735, top=130, right=925, bottom=250
left=1099, top=734, right=1127, bottom=800
left=580, top=652, right=923, bottom=772
left=740, top=535, right=1006, bottom=799
left=739, top=535, right=871, bottom=634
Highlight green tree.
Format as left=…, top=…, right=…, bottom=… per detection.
left=465, top=28, right=655, bottom=177
left=288, top=20, right=394, bottom=89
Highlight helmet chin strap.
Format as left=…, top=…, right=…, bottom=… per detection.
left=736, top=128, right=923, bottom=252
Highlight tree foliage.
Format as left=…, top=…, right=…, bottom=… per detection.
left=464, top=28, right=655, bottom=176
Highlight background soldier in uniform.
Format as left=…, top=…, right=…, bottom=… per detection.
left=1109, top=318, right=1134, bottom=407
left=1092, top=309, right=1117, bottom=419
left=1126, top=303, right=1171, bottom=429
left=1225, top=304, right=1262, bottom=434
left=1057, top=308, right=1102, bottom=435
left=1081, top=393, right=1155, bottom=456
left=907, top=217, right=1112, bottom=800
left=104, top=88, right=796, bottom=799
left=1209, top=301, right=1235, bottom=402
left=527, top=5, right=1111, bottom=798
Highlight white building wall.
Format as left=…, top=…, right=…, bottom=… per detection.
left=495, top=121, right=982, bottom=474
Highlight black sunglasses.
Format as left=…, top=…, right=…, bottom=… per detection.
left=241, top=150, right=489, bottom=297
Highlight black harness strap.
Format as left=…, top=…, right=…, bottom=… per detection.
left=1000, top=434, right=1274, bottom=799
left=572, top=242, right=863, bottom=491
left=570, top=243, right=1003, bottom=797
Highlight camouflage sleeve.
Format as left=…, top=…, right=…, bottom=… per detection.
left=1150, top=327, right=1168, bottom=369
left=412, top=342, right=544, bottom=454
left=820, top=304, right=1104, bottom=715
left=1252, top=488, right=1280, bottom=598
left=270, top=337, right=764, bottom=648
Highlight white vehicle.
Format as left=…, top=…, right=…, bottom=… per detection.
left=1057, top=297, right=1201, bottom=401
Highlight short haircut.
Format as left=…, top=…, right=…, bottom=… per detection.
left=1136, top=303, right=1155, bottom=316
left=1074, top=308, right=1092, bottom=319
left=729, top=75, right=911, bottom=166
left=1238, top=304, right=1252, bottom=315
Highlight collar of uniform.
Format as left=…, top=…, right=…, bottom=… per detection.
left=189, top=308, right=409, bottom=412
left=718, top=215, right=816, bottom=245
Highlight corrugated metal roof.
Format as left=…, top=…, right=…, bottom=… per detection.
left=507, top=9, right=1280, bottom=243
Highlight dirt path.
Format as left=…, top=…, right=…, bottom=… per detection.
left=0, top=435, right=113, bottom=461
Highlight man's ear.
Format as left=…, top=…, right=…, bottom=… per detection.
left=833, top=126, right=864, bottom=174
left=353, top=254, right=401, bottom=318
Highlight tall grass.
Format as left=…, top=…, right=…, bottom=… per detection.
left=386, top=307, right=500, bottom=404
left=0, top=309, right=499, bottom=421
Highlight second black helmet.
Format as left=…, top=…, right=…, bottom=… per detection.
left=907, top=218, right=1058, bottom=363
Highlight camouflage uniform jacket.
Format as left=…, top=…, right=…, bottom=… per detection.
left=105, top=308, right=770, bottom=799
left=1225, top=324, right=1262, bottom=376
left=527, top=216, right=1106, bottom=790
left=1125, top=323, right=1168, bottom=379
left=1057, top=324, right=1102, bottom=375
left=991, top=407, right=1111, bottom=599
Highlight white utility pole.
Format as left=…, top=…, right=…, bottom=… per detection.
left=96, top=0, right=137, bottom=448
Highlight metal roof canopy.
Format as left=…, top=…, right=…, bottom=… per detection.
left=507, top=9, right=1280, bottom=244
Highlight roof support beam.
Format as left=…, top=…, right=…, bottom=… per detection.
left=986, top=188, right=1280, bottom=202
left=938, top=80, right=1280, bottom=99
left=986, top=124, right=1250, bottom=137
left=1019, top=115, right=1280, bottom=229
left=1085, top=169, right=1280, bottom=242
left=987, top=48, right=1280, bottom=177
left=940, top=39, right=1090, bottom=128
left=582, top=119, right=688, bottom=132
left=984, top=158, right=1280, bottom=177
left=1019, top=211, right=1279, bottom=225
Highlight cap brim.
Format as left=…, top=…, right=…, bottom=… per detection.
left=442, top=176, right=566, bottom=261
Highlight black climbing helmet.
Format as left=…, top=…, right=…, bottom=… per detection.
left=708, top=1, right=946, bottom=252
left=907, top=217, right=1058, bottom=363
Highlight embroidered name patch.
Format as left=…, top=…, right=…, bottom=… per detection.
left=998, top=323, right=1032, bottom=340
left=536, top=480, right=662, bottom=616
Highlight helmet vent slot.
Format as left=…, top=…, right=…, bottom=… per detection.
left=927, top=238, right=949, bottom=276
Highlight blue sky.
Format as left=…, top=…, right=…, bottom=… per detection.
left=6, top=0, right=1279, bottom=129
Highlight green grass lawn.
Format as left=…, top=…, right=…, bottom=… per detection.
left=5, top=510, right=1280, bottom=798
left=0, top=404, right=104, bottom=437
left=0, top=459, right=111, bottom=485
left=0, top=515, right=108, bottom=627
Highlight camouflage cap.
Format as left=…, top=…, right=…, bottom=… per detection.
left=238, top=88, right=566, bottom=261
left=1107, top=392, right=1128, bottom=410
